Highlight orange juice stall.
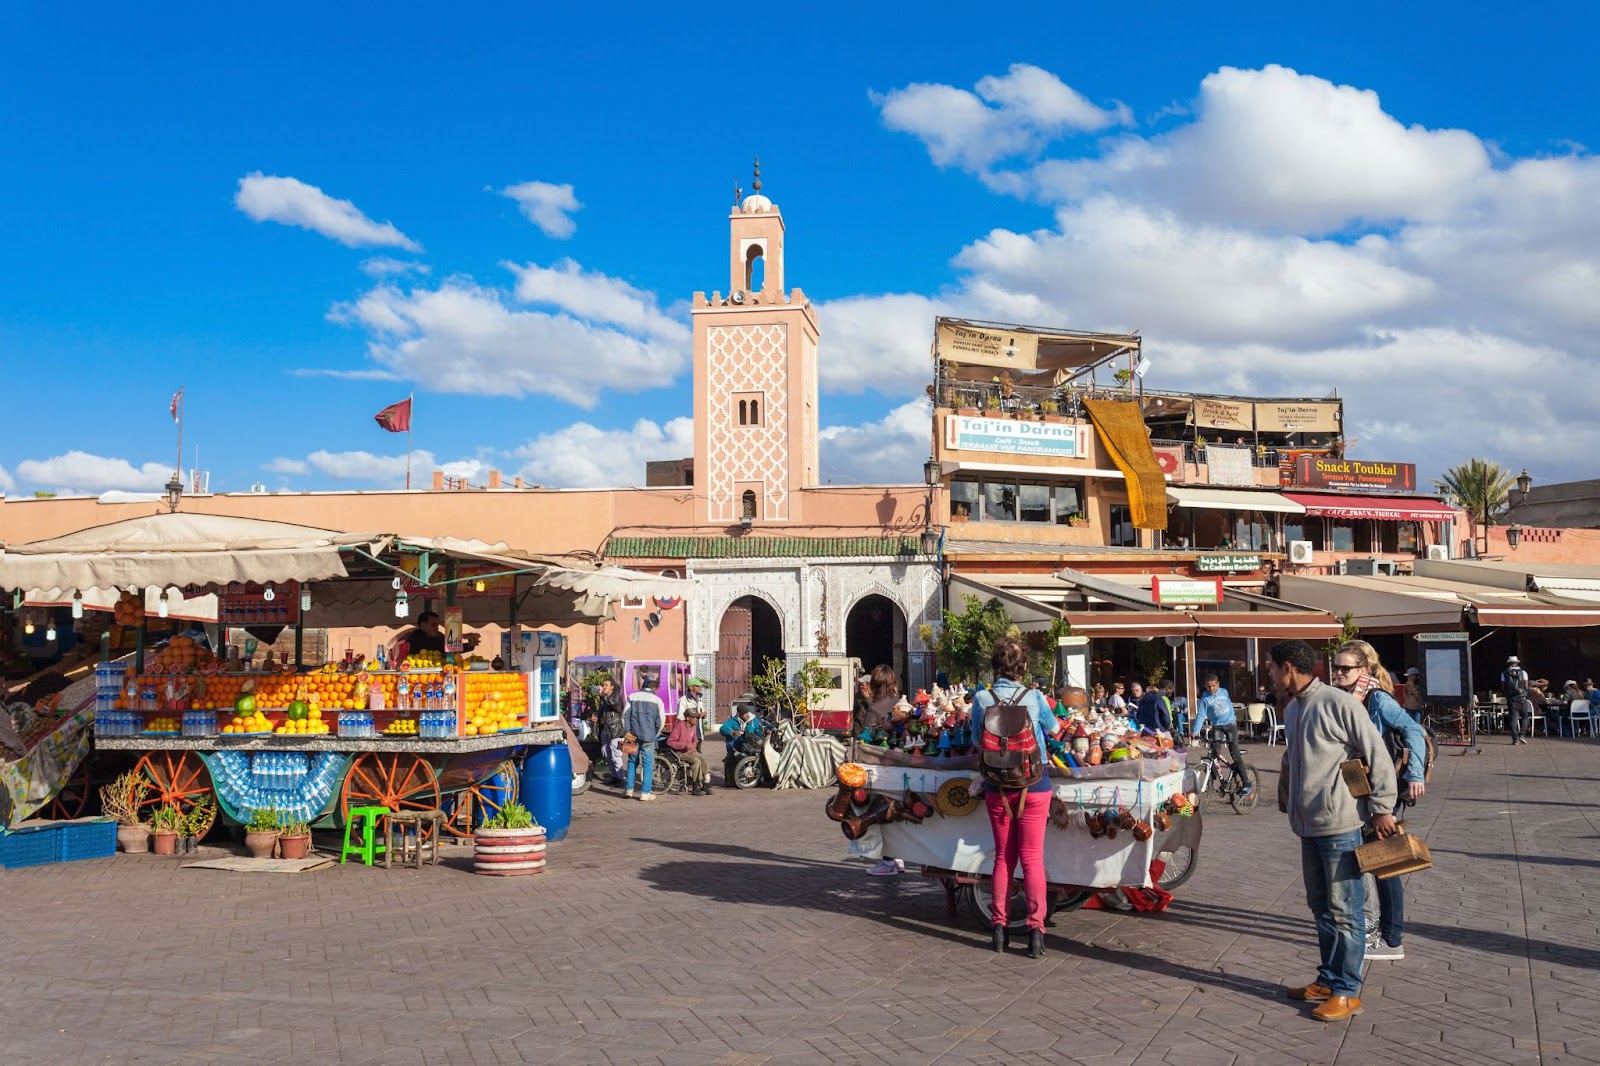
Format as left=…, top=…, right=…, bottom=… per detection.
left=0, top=512, right=690, bottom=843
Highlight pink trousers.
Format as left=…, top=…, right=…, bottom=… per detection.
left=985, top=789, right=1050, bottom=931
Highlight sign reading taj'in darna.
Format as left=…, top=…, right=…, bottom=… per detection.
left=944, top=415, right=1088, bottom=458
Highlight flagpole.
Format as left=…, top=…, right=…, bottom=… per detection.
left=406, top=391, right=413, bottom=491
left=175, top=387, right=184, bottom=484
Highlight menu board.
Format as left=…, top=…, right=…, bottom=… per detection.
left=189, top=580, right=301, bottom=626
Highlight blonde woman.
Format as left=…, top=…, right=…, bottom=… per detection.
left=1331, top=640, right=1429, bottom=963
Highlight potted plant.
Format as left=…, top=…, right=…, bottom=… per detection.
left=1040, top=400, right=1065, bottom=423
left=278, top=819, right=312, bottom=860
left=181, top=797, right=212, bottom=854
left=950, top=503, right=971, bottom=523
left=1066, top=513, right=1089, bottom=528
left=473, top=802, right=547, bottom=877
left=982, top=395, right=1001, bottom=417
left=244, top=806, right=281, bottom=860
left=101, top=771, right=151, bottom=854
left=1113, top=368, right=1133, bottom=388
left=150, top=806, right=182, bottom=856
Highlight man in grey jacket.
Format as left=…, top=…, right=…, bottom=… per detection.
left=1269, top=639, right=1398, bottom=1022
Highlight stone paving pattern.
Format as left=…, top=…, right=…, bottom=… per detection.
left=3, top=736, right=1598, bottom=1065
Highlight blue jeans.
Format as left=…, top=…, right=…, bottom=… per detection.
left=1301, top=829, right=1367, bottom=996
left=1366, top=871, right=1405, bottom=946
left=625, top=741, right=656, bottom=794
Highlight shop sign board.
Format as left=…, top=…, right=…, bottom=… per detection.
left=1257, top=401, right=1342, bottom=433
left=1152, top=576, right=1223, bottom=606
left=1191, top=398, right=1253, bottom=432
left=399, top=559, right=516, bottom=597
left=185, top=580, right=301, bottom=626
left=444, top=606, right=464, bottom=654
left=1294, top=456, right=1417, bottom=492
left=1195, top=554, right=1262, bottom=574
left=944, top=415, right=1088, bottom=459
left=935, top=321, right=1040, bottom=367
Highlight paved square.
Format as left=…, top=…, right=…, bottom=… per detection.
left=4, top=737, right=1599, bottom=1065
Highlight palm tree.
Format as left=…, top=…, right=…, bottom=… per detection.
left=1433, top=458, right=1514, bottom=528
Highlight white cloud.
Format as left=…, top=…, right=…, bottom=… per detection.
left=0, top=464, right=14, bottom=492
left=266, top=458, right=308, bottom=476
left=500, top=181, right=583, bottom=239
left=14, top=451, right=172, bottom=494
left=360, top=256, right=431, bottom=278
left=874, top=63, right=1131, bottom=173
left=848, top=61, right=1600, bottom=481
left=327, top=264, right=690, bottom=407
left=514, top=417, right=695, bottom=488
left=235, top=173, right=422, bottom=251
left=263, top=449, right=488, bottom=487
left=288, top=367, right=404, bottom=381
left=818, top=401, right=931, bottom=485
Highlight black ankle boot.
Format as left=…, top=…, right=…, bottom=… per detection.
left=991, top=926, right=1009, bottom=953
left=1027, top=929, right=1045, bottom=959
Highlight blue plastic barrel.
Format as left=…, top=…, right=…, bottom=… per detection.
left=520, top=744, right=572, bottom=842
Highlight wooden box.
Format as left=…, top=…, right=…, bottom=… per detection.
left=1340, top=759, right=1372, bottom=798
left=1356, top=826, right=1432, bottom=879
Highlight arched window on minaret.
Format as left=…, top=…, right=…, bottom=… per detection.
left=741, top=490, right=757, bottom=519
left=745, top=244, right=764, bottom=292
left=738, top=399, right=748, bottom=426
left=750, top=398, right=760, bottom=424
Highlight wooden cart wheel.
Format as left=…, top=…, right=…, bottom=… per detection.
left=132, top=751, right=217, bottom=837
left=46, top=757, right=93, bottom=820
left=442, top=760, right=519, bottom=839
left=341, top=753, right=442, bottom=840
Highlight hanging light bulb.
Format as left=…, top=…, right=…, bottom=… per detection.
left=262, top=582, right=276, bottom=602
left=158, top=590, right=170, bottom=618
left=23, top=618, right=35, bottom=635
left=474, top=579, right=486, bottom=593
left=45, top=621, right=57, bottom=641
left=395, top=588, right=410, bottom=619
left=71, top=592, right=84, bottom=619
left=300, top=584, right=312, bottom=613
left=392, top=575, right=403, bottom=590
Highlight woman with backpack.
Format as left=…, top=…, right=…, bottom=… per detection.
left=971, top=636, right=1061, bottom=959
left=1332, top=640, right=1430, bottom=963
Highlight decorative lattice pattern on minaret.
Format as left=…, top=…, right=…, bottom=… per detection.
left=707, top=323, right=789, bottom=522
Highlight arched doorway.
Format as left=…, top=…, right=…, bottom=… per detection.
left=846, top=594, right=907, bottom=694
left=715, top=596, right=784, bottom=720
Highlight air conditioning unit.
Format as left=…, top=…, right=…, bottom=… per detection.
left=1288, top=541, right=1314, bottom=564
left=1374, top=559, right=1400, bottom=576
left=1426, top=545, right=1450, bottom=561
left=1339, top=558, right=1380, bottom=576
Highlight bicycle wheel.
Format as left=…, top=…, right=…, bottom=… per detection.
left=1229, top=765, right=1259, bottom=814
left=1156, top=845, right=1198, bottom=891
left=1195, top=767, right=1216, bottom=814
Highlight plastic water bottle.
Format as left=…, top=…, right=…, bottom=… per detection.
left=398, top=675, right=411, bottom=710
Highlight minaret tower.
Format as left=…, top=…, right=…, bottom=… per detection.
left=691, top=159, right=821, bottom=525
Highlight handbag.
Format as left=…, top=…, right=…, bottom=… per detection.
left=620, top=732, right=639, bottom=757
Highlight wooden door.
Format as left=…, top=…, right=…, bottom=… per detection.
left=716, top=603, right=753, bottom=724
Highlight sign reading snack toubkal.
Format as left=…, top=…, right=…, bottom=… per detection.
left=1294, top=456, right=1417, bottom=492
left=943, top=415, right=1090, bottom=459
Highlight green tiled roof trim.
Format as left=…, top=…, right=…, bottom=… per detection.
left=606, top=536, right=920, bottom=559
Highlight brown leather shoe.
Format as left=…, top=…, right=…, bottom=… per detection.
left=1311, top=995, right=1363, bottom=1021
left=1285, top=983, right=1332, bottom=1002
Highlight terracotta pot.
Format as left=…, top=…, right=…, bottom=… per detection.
left=956, top=408, right=978, bottom=417
left=473, top=825, right=547, bottom=876
left=278, top=834, right=311, bottom=860
left=117, top=826, right=151, bottom=854
left=151, top=830, right=178, bottom=856
left=244, top=830, right=279, bottom=860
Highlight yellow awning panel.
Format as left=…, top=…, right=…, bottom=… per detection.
left=1084, top=398, right=1168, bottom=532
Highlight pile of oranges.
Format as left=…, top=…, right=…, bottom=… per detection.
left=146, top=635, right=215, bottom=672
left=461, top=673, right=526, bottom=735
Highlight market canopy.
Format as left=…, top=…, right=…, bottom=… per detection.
left=0, top=513, right=383, bottom=595
left=1166, top=486, right=1305, bottom=514
left=1280, top=493, right=1456, bottom=522
left=1279, top=573, right=1600, bottom=633
left=934, top=317, right=1139, bottom=380
left=1415, top=558, right=1600, bottom=604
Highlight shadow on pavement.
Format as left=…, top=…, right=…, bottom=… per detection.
left=1430, top=848, right=1600, bottom=869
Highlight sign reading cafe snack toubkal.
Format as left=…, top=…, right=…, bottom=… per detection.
left=943, top=415, right=1090, bottom=459
left=1294, top=456, right=1417, bottom=492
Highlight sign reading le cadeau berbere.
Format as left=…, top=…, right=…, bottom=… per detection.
left=1294, top=456, right=1417, bottom=492
left=944, top=415, right=1088, bottom=459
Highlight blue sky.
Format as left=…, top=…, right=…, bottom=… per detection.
left=4, top=3, right=1599, bottom=497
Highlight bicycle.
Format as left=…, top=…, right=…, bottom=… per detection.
left=1196, top=731, right=1257, bottom=815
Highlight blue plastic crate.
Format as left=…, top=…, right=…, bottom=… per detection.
left=1, top=824, right=62, bottom=869
left=56, top=818, right=116, bottom=863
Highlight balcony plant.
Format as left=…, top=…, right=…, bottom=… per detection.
left=983, top=394, right=1001, bottom=416
left=1040, top=400, right=1064, bottom=423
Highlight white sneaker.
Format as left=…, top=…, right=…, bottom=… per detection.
left=866, top=859, right=902, bottom=876
left=639, top=793, right=656, bottom=802
left=623, top=790, right=636, bottom=799
left=1366, top=939, right=1405, bottom=961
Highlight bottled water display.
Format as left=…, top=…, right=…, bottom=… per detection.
left=418, top=710, right=458, bottom=739
left=337, top=711, right=375, bottom=737
left=182, top=710, right=219, bottom=737
left=207, top=751, right=350, bottom=825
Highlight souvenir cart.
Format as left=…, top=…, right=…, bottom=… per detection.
left=826, top=721, right=1202, bottom=928
left=0, top=513, right=690, bottom=839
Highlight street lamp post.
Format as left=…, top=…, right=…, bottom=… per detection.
left=921, top=458, right=942, bottom=556
left=1506, top=468, right=1532, bottom=551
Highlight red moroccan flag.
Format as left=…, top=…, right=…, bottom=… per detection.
left=374, top=397, right=412, bottom=433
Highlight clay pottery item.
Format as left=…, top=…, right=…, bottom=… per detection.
left=1154, top=809, right=1172, bottom=832
left=151, top=830, right=178, bottom=856
left=278, top=834, right=312, bottom=860
left=1085, top=811, right=1107, bottom=838
left=1115, top=807, right=1136, bottom=831
left=1131, top=819, right=1153, bottom=842
left=244, top=829, right=279, bottom=860
left=826, top=785, right=853, bottom=822
left=842, top=794, right=892, bottom=840
left=117, top=826, right=151, bottom=854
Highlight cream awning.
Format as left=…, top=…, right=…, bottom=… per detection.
left=1166, top=486, right=1306, bottom=514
